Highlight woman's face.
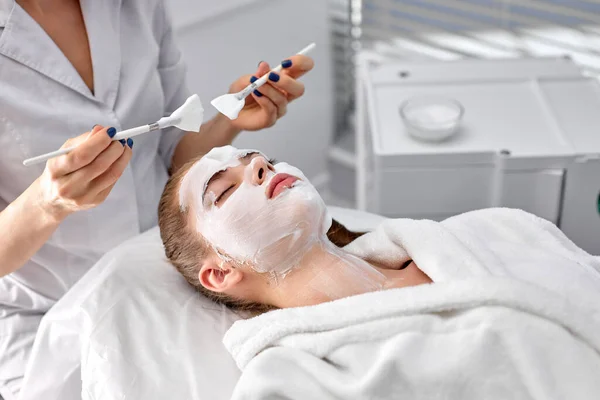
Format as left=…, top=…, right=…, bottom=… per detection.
left=179, top=146, right=331, bottom=276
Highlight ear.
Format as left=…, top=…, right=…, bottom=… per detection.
left=198, top=256, right=243, bottom=293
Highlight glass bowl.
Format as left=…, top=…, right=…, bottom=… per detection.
left=400, top=96, right=464, bottom=142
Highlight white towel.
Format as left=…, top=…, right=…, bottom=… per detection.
left=224, top=208, right=600, bottom=400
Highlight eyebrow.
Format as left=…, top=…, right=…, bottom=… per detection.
left=241, top=152, right=258, bottom=160
left=201, top=152, right=259, bottom=201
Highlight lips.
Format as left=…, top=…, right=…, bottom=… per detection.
left=267, top=173, right=299, bottom=199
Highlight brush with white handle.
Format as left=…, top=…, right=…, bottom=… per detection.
left=23, top=94, right=204, bottom=167
left=211, top=43, right=316, bottom=120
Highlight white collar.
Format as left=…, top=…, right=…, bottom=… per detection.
left=0, top=0, right=14, bottom=28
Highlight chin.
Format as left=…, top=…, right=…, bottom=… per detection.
left=279, top=182, right=330, bottom=236
left=209, top=177, right=332, bottom=274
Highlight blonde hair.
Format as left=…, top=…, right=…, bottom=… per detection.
left=158, top=156, right=365, bottom=314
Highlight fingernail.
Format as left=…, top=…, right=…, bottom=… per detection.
left=258, top=61, right=264, bottom=67
left=269, top=72, right=280, bottom=82
left=119, top=139, right=126, bottom=146
left=253, top=90, right=263, bottom=97
left=250, top=75, right=258, bottom=84
left=282, top=59, right=292, bottom=68
left=92, top=124, right=99, bottom=129
left=127, top=138, right=134, bottom=149
left=107, top=127, right=117, bottom=138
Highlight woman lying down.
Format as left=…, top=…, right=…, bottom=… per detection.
left=158, top=146, right=600, bottom=400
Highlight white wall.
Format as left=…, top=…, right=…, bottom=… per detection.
left=167, top=0, right=334, bottom=183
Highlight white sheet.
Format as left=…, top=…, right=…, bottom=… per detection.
left=224, top=208, right=600, bottom=400
left=19, top=206, right=384, bottom=400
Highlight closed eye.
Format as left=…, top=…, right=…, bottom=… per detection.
left=210, top=156, right=275, bottom=206
left=215, top=184, right=235, bottom=205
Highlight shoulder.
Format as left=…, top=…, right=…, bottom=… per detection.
left=441, top=207, right=575, bottom=251
left=121, top=0, right=173, bottom=41
left=123, top=0, right=164, bottom=12
left=121, top=0, right=168, bottom=27
left=442, top=207, right=543, bottom=229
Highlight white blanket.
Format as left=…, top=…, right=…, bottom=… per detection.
left=224, top=209, right=600, bottom=400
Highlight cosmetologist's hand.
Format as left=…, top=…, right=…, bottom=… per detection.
left=34, top=125, right=133, bottom=221
left=226, top=54, right=314, bottom=131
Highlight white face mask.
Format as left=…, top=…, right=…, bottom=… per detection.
left=179, top=146, right=331, bottom=276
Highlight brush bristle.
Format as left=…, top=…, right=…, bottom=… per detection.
left=173, top=95, right=204, bottom=132
left=211, top=94, right=245, bottom=120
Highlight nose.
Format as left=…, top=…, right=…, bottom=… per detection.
left=250, top=157, right=269, bottom=186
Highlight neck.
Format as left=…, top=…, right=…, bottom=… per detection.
left=263, top=240, right=393, bottom=308
left=16, top=0, right=59, bottom=14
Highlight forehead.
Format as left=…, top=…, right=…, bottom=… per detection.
left=178, top=146, right=267, bottom=209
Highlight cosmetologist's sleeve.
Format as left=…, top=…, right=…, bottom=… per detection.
left=155, top=1, right=193, bottom=170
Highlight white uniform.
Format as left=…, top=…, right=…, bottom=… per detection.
left=0, top=1, right=190, bottom=398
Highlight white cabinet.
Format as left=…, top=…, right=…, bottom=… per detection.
left=356, top=57, right=600, bottom=254
left=501, top=170, right=564, bottom=223
left=561, top=158, right=600, bottom=255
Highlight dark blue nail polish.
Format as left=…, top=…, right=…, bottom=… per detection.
left=253, top=90, right=263, bottom=97
left=119, top=139, right=126, bottom=146
left=269, top=72, right=280, bottom=82
left=250, top=75, right=258, bottom=84
left=107, top=127, right=117, bottom=138
left=282, top=59, right=292, bottom=68
left=127, top=138, right=134, bottom=149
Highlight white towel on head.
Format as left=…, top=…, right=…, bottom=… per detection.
left=224, top=208, right=600, bottom=400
